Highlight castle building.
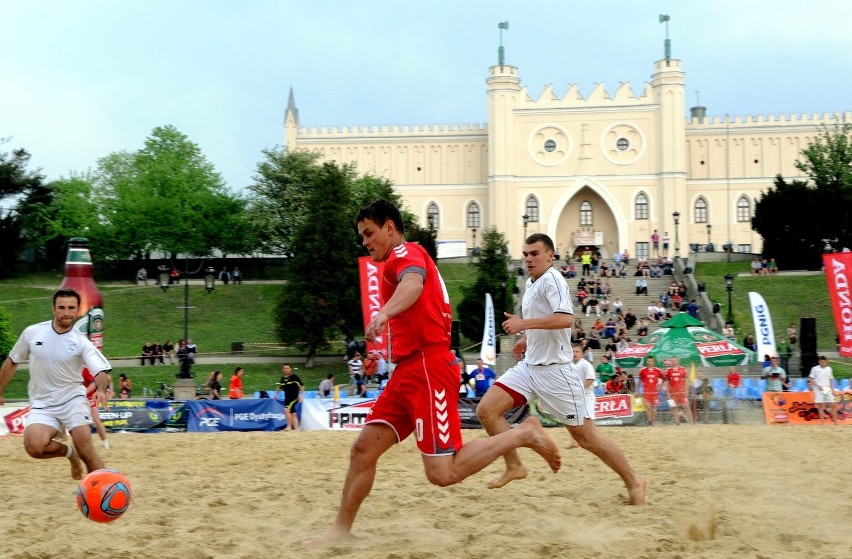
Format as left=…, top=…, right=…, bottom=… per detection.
left=283, top=54, right=849, bottom=262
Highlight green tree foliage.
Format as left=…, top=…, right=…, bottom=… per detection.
left=0, top=148, right=41, bottom=275
left=457, top=228, right=513, bottom=344
left=92, top=125, right=246, bottom=260
left=754, top=121, right=852, bottom=269
left=273, top=162, right=362, bottom=367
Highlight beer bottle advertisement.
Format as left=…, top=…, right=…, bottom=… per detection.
left=58, top=238, right=104, bottom=350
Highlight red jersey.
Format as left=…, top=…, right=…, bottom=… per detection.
left=639, top=366, right=663, bottom=394
left=665, top=366, right=688, bottom=394
left=727, top=372, right=741, bottom=387
left=81, top=367, right=97, bottom=405
left=381, top=242, right=452, bottom=360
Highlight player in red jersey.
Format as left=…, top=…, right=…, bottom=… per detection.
left=664, top=357, right=694, bottom=424
left=82, top=368, right=111, bottom=448
left=638, top=355, right=664, bottom=426
left=306, top=199, right=561, bottom=547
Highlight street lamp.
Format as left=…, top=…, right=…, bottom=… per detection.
left=672, top=211, right=681, bottom=258
left=522, top=214, right=530, bottom=243
left=471, top=227, right=478, bottom=256
left=706, top=223, right=712, bottom=251
left=160, top=259, right=213, bottom=379
left=725, top=273, right=735, bottom=325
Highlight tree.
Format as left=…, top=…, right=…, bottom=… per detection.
left=274, top=162, right=362, bottom=366
left=0, top=148, right=42, bottom=275
left=92, top=125, right=246, bottom=260
left=0, top=307, right=12, bottom=360
left=753, top=120, right=852, bottom=269
left=457, top=228, right=514, bottom=345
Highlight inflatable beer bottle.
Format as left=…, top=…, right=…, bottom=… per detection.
left=58, top=237, right=104, bottom=350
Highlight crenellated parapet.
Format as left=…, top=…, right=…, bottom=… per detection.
left=688, top=111, right=852, bottom=128
left=296, top=122, right=487, bottom=139
left=517, top=81, right=654, bottom=108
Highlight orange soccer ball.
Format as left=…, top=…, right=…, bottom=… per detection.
left=75, top=469, right=131, bottom=523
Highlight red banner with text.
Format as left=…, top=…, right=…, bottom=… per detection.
left=823, top=251, right=852, bottom=357
left=358, top=256, right=388, bottom=359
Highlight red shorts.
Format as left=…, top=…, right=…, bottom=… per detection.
left=643, top=388, right=659, bottom=407
left=367, top=347, right=462, bottom=456
left=670, top=390, right=688, bottom=405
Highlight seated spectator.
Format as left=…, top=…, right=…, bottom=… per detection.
left=768, top=258, right=779, bottom=274
left=616, top=262, right=627, bottom=278
left=616, top=336, right=630, bottom=353
left=671, top=292, right=683, bottom=310
left=659, top=291, right=670, bottom=308
left=573, top=325, right=586, bottom=342
left=140, top=342, right=155, bottom=366
left=723, top=323, right=736, bottom=341
left=348, top=352, right=363, bottom=384
left=624, top=373, right=636, bottom=393
left=603, top=318, right=618, bottom=339
left=119, top=373, right=132, bottom=399
left=624, top=309, right=637, bottom=330
left=600, top=280, right=612, bottom=296
left=604, top=370, right=628, bottom=394
left=584, top=294, right=599, bottom=317
left=612, top=297, right=624, bottom=316
left=678, top=283, right=688, bottom=297
left=635, top=278, right=648, bottom=295
left=186, top=339, right=198, bottom=363
left=136, top=268, right=148, bottom=286
left=576, top=287, right=588, bottom=306
left=354, top=373, right=367, bottom=397
left=163, top=339, right=176, bottom=364
left=586, top=327, right=601, bottom=350
left=362, top=350, right=378, bottom=383
left=598, top=297, right=610, bottom=315
left=592, top=318, right=605, bottom=332
left=726, top=367, right=741, bottom=389
left=152, top=340, right=165, bottom=365
left=637, top=319, right=649, bottom=337
left=318, top=373, right=335, bottom=398
left=649, top=263, right=662, bottom=278
left=603, top=338, right=618, bottom=359
left=751, top=256, right=762, bottom=275
left=668, top=282, right=678, bottom=296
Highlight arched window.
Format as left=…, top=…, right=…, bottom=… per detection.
left=426, top=202, right=440, bottom=229
left=466, top=202, right=481, bottom=228
left=525, top=195, right=540, bottom=222
left=580, top=201, right=593, bottom=226
left=737, top=196, right=751, bottom=222
left=634, top=192, right=649, bottom=220
left=694, top=197, right=708, bottom=223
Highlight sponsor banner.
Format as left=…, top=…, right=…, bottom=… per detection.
left=823, top=252, right=852, bottom=357
left=480, top=293, right=496, bottom=365
left=613, top=344, right=654, bottom=368
left=97, top=399, right=173, bottom=431
left=530, top=394, right=640, bottom=427
left=457, top=398, right=528, bottom=429
left=761, top=391, right=852, bottom=425
left=748, top=292, right=777, bottom=361
left=358, top=256, right=388, bottom=359
left=1, top=404, right=30, bottom=435
left=186, top=399, right=287, bottom=432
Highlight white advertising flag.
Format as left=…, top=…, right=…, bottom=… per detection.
left=480, top=293, right=497, bottom=365
left=748, top=291, right=777, bottom=361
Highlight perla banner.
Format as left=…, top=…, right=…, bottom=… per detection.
left=748, top=292, right=777, bottom=360
left=480, top=293, right=496, bottom=365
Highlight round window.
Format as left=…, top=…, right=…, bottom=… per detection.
left=616, top=138, right=629, bottom=151
left=544, top=139, right=557, bottom=153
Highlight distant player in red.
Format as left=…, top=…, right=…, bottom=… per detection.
left=639, top=355, right=664, bottom=426
left=726, top=367, right=741, bottom=390
left=664, top=357, right=694, bottom=424
left=306, top=199, right=560, bottom=547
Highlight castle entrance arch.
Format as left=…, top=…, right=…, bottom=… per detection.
left=553, top=185, right=620, bottom=263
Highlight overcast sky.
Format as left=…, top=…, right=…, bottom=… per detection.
left=2, top=0, right=851, bottom=194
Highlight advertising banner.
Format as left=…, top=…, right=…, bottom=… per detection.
left=1, top=404, right=30, bottom=435
left=457, top=398, right=528, bottom=429
left=530, top=394, right=640, bottom=427
left=480, top=293, right=496, bottom=365
left=186, top=399, right=287, bottom=432
left=96, top=400, right=174, bottom=431
left=358, top=256, right=388, bottom=359
left=761, top=391, right=852, bottom=425
left=748, top=292, right=777, bottom=361
left=823, top=252, right=852, bottom=357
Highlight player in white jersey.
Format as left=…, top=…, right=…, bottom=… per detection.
left=0, top=288, right=112, bottom=480
left=568, top=342, right=598, bottom=448
left=477, top=233, right=646, bottom=505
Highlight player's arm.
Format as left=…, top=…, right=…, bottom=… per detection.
left=93, top=371, right=112, bottom=410
left=366, top=272, right=423, bottom=342
left=0, top=357, right=19, bottom=405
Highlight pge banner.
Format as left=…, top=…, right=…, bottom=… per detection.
left=186, top=399, right=287, bottom=432
left=1, top=404, right=30, bottom=435
left=761, top=391, right=852, bottom=425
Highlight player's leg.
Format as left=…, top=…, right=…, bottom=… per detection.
left=305, top=423, right=397, bottom=546
left=290, top=402, right=301, bottom=431
left=23, top=413, right=86, bottom=480
left=476, top=385, right=529, bottom=488
left=69, top=423, right=105, bottom=474
left=421, top=416, right=560, bottom=488
left=566, top=421, right=646, bottom=505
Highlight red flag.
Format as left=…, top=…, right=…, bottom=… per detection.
left=358, top=256, right=388, bottom=359
left=822, top=251, right=852, bottom=357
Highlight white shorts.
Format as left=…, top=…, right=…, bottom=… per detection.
left=25, top=396, right=95, bottom=432
left=813, top=389, right=836, bottom=404
left=496, top=361, right=589, bottom=426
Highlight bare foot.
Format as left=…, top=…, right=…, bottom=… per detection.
left=68, top=448, right=84, bottom=480
left=627, top=475, right=646, bottom=506
left=519, top=417, right=561, bottom=473
left=487, top=465, right=528, bottom=489
left=301, top=527, right=352, bottom=548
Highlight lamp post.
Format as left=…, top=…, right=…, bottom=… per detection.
left=706, top=223, right=712, bottom=249
left=160, top=259, right=214, bottom=379
left=672, top=211, right=681, bottom=258
left=522, top=214, right=529, bottom=243
left=471, top=227, right=478, bottom=256
left=725, top=273, right=734, bottom=325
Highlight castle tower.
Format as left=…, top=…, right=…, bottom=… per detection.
left=486, top=64, right=521, bottom=245
left=651, top=58, right=687, bottom=238
left=284, top=87, right=299, bottom=151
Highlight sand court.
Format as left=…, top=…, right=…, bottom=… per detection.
left=1, top=425, right=850, bottom=559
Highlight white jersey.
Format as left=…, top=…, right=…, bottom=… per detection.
left=522, top=267, right=573, bottom=366
left=9, top=320, right=112, bottom=409
left=574, top=358, right=597, bottom=395
left=808, top=365, right=834, bottom=391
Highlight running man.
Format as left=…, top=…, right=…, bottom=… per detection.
left=476, top=233, right=645, bottom=505
left=306, top=199, right=560, bottom=546
left=0, top=288, right=112, bottom=479
left=663, top=357, right=694, bottom=424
